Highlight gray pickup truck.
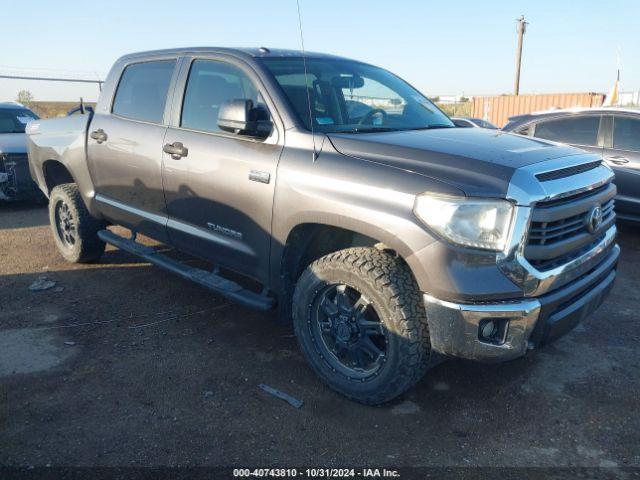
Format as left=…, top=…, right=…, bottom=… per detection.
left=27, top=48, right=619, bottom=404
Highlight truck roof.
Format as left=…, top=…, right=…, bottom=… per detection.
left=118, top=47, right=354, bottom=63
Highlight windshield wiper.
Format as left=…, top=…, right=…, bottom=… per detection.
left=339, top=127, right=400, bottom=134
left=405, top=124, right=455, bottom=131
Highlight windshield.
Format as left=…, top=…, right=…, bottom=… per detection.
left=261, top=57, right=453, bottom=133
left=0, top=108, right=39, bottom=134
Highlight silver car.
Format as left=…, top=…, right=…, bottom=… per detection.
left=503, top=107, right=640, bottom=222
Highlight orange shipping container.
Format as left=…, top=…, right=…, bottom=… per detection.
left=472, top=93, right=605, bottom=128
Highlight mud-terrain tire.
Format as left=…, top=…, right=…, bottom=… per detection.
left=48, top=183, right=105, bottom=263
left=293, top=247, right=431, bottom=404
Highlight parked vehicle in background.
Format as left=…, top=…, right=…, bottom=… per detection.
left=504, top=107, right=640, bottom=222
left=26, top=48, right=618, bottom=404
left=451, top=117, right=498, bottom=129
left=0, top=103, right=45, bottom=202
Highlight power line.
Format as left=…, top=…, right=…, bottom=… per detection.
left=0, top=74, right=103, bottom=90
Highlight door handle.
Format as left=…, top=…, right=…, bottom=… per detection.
left=605, top=155, right=629, bottom=165
left=163, top=141, right=189, bottom=160
left=90, top=129, right=108, bottom=144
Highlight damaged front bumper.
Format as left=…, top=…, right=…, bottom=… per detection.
left=424, top=243, right=619, bottom=363
left=0, top=171, right=10, bottom=200
left=0, top=153, right=43, bottom=201
left=424, top=295, right=540, bottom=363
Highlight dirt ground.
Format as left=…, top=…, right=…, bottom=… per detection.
left=1, top=203, right=639, bottom=470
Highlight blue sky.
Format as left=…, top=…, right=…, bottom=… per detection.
left=1, top=0, right=638, bottom=102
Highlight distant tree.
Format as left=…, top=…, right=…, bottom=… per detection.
left=429, top=96, right=440, bottom=103
left=459, top=96, right=470, bottom=103
left=16, top=90, right=34, bottom=107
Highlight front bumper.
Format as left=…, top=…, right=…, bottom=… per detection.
left=424, top=243, right=619, bottom=363
left=0, top=152, right=43, bottom=201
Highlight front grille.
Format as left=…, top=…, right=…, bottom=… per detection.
left=529, top=198, right=615, bottom=246
left=535, top=160, right=602, bottom=182
left=525, top=181, right=616, bottom=271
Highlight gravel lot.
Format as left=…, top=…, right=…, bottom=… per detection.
left=1, top=203, right=639, bottom=470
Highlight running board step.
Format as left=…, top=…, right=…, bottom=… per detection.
left=98, top=230, right=275, bottom=311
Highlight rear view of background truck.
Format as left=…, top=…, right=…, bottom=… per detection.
left=26, top=48, right=618, bottom=404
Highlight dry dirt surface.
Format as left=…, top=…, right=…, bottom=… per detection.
left=1, top=203, right=639, bottom=472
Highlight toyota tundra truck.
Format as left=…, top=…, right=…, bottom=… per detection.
left=26, top=48, right=619, bottom=404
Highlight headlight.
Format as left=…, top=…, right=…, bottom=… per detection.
left=413, top=193, right=514, bottom=251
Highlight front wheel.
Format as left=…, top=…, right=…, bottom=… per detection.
left=49, top=183, right=105, bottom=263
left=292, top=247, right=431, bottom=404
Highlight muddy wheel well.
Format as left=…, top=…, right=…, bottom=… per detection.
left=277, top=223, right=396, bottom=321
left=43, top=161, right=74, bottom=193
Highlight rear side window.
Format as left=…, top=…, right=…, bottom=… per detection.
left=181, top=59, right=265, bottom=134
left=613, top=116, right=640, bottom=151
left=533, top=115, right=600, bottom=146
left=112, top=60, right=176, bottom=123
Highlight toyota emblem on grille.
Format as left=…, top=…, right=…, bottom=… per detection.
left=586, top=204, right=603, bottom=234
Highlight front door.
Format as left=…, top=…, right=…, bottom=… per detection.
left=162, top=57, right=283, bottom=285
left=604, top=114, right=640, bottom=219
left=87, top=58, right=178, bottom=242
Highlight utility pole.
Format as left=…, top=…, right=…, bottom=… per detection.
left=514, top=15, right=528, bottom=95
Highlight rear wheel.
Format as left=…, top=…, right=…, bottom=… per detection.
left=293, top=247, right=431, bottom=404
left=49, top=183, right=105, bottom=263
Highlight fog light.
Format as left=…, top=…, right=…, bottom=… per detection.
left=479, top=318, right=509, bottom=345
left=481, top=320, right=497, bottom=339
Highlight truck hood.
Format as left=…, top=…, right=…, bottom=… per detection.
left=0, top=133, right=27, bottom=154
left=328, top=127, right=585, bottom=197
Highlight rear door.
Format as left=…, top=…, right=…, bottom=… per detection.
left=531, top=114, right=604, bottom=157
left=603, top=114, right=640, bottom=219
left=87, top=57, right=180, bottom=242
left=162, top=55, right=284, bottom=285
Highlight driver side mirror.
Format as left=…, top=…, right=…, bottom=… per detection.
left=218, top=99, right=272, bottom=138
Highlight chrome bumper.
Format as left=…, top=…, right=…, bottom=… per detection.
left=424, top=243, right=618, bottom=363
left=424, top=295, right=540, bottom=363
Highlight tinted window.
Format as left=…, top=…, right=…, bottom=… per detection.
left=181, top=59, right=265, bottom=134
left=534, top=115, right=600, bottom=146
left=613, top=116, right=640, bottom=151
left=112, top=60, right=175, bottom=123
left=0, top=108, right=38, bottom=134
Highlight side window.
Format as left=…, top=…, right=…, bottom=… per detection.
left=112, top=60, right=176, bottom=123
left=613, top=116, right=640, bottom=152
left=533, top=116, right=600, bottom=146
left=181, top=59, right=266, bottom=134
left=270, top=72, right=329, bottom=127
